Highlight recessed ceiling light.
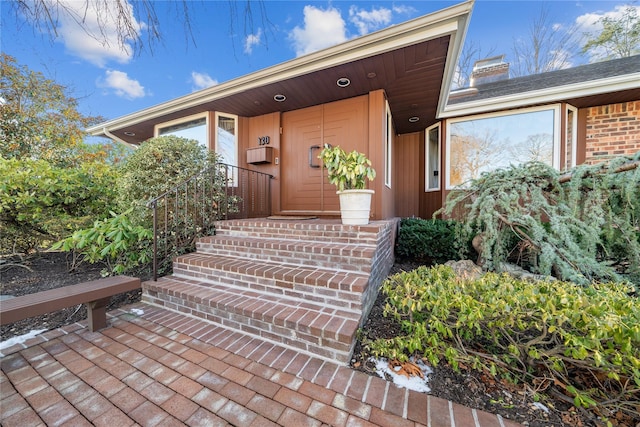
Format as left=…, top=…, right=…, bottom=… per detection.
left=408, top=117, right=420, bottom=123
left=336, top=77, right=351, bottom=88
left=274, top=94, right=286, bottom=102
left=124, top=131, right=136, bottom=136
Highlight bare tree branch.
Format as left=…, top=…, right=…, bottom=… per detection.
left=510, top=4, right=580, bottom=77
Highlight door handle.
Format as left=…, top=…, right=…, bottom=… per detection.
left=309, top=145, right=321, bottom=168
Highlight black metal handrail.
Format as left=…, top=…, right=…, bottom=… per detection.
left=147, top=163, right=273, bottom=280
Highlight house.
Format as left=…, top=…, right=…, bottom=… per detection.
left=88, top=1, right=640, bottom=221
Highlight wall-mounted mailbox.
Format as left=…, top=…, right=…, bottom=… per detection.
left=247, top=146, right=274, bottom=164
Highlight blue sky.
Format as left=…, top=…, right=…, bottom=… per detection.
left=2, top=0, right=636, bottom=123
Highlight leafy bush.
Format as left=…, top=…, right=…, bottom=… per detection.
left=0, top=157, right=117, bottom=254
left=438, top=154, right=640, bottom=286
left=368, top=265, right=640, bottom=420
left=52, top=209, right=152, bottom=276
left=116, top=135, right=219, bottom=225
left=53, top=136, right=235, bottom=277
left=395, top=218, right=463, bottom=263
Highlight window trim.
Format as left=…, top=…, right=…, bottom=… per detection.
left=425, top=122, right=441, bottom=192
left=445, top=104, right=562, bottom=190
left=384, top=101, right=393, bottom=188
left=155, top=112, right=210, bottom=149
left=566, top=105, right=578, bottom=170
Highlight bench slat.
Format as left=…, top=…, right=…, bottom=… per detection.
left=0, top=276, right=141, bottom=326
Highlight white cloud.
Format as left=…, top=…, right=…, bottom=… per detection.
left=575, top=4, right=640, bottom=61
left=392, top=5, right=417, bottom=16
left=50, top=0, right=144, bottom=67
left=289, top=5, right=348, bottom=57
left=100, top=70, right=146, bottom=99
left=349, top=6, right=393, bottom=35
left=190, top=72, right=218, bottom=91
left=244, top=28, right=262, bottom=54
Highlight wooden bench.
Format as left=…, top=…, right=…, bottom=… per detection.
left=0, top=276, right=141, bottom=332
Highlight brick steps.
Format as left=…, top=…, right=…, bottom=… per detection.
left=214, top=218, right=382, bottom=244
left=172, top=253, right=370, bottom=312
left=196, top=236, right=376, bottom=273
left=143, top=275, right=360, bottom=361
left=141, top=218, right=399, bottom=363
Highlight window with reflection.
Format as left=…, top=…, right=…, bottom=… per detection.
left=158, top=116, right=208, bottom=148
left=446, top=106, right=559, bottom=189
left=216, top=113, right=238, bottom=166
left=425, top=123, right=440, bottom=191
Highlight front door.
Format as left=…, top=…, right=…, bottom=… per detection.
left=280, top=96, right=369, bottom=215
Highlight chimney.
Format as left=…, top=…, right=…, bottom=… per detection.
left=470, top=55, right=509, bottom=86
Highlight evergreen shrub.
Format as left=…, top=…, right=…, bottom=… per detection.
left=395, top=217, right=463, bottom=263
left=368, top=265, right=640, bottom=419
left=438, top=153, right=640, bottom=286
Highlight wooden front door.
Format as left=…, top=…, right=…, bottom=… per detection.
left=280, top=96, right=369, bottom=215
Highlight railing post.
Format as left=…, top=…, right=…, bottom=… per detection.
left=152, top=200, right=158, bottom=281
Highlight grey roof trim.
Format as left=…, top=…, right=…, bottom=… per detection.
left=440, top=73, right=640, bottom=117
left=440, top=55, right=640, bottom=118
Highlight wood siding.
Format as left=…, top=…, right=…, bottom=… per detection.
left=279, top=96, right=369, bottom=216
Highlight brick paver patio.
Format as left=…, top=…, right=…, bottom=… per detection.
left=1, top=303, right=524, bottom=426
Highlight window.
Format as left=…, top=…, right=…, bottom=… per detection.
left=446, top=105, right=560, bottom=189
left=384, top=102, right=393, bottom=188
left=425, top=123, right=440, bottom=191
left=215, top=112, right=238, bottom=166
left=157, top=114, right=208, bottom=148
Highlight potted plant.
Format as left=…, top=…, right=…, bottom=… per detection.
left=319, top=144, right=376, bottom=225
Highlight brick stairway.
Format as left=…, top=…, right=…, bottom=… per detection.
left=142, top=218, right=398, bottom=363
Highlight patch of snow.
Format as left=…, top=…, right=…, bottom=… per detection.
left=532, top=402, right=550, bottom=413
left=370, top=357, right=433, bottom=393
left=0, top=329, right=47, bottom=350
left=129, top=308, right=144, bottom=316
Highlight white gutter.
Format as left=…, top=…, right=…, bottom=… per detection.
left=102, top=127, right=138, bottom=149
left=439, top=72, right=640, bottom=118
left=436, top=4, right=474, bottom=117
left=88, top=1, right=474, bottom=136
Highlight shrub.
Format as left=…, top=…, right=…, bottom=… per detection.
left=52, top=208, right=152, bottom=276
left=368, top=265, right=640, bottom=420
left=395, top=218, right=463, bottom=263
left=0, top=157, right=117, bottom=254
left=116, top=135, right=218, bottom=225
left=438, top=154, right=640, bottom=286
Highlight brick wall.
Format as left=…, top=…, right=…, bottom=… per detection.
left=584, top=100, right=640, bottom=164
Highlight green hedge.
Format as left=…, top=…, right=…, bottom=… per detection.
left=395, top=218, right=463, bottom=263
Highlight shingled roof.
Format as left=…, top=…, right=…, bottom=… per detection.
left=442, top=55, right=640, bottom=117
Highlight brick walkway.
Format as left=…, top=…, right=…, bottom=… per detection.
left=1, top=303, right=523, bottom=427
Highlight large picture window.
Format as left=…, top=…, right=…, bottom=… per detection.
left=157, top=114, right=208, bottom=148
left=446, top=106, right=560, bottom=189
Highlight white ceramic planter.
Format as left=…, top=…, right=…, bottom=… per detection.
left=337, top=189, right=374, bottom=225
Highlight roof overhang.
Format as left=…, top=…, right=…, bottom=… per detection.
left=88, top=1, right=474, bottom=144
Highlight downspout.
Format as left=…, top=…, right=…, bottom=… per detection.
left=102, top=127, right=138, bottom=149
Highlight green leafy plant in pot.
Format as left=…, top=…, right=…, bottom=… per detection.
left=319, top=144, right=376, bottom=225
